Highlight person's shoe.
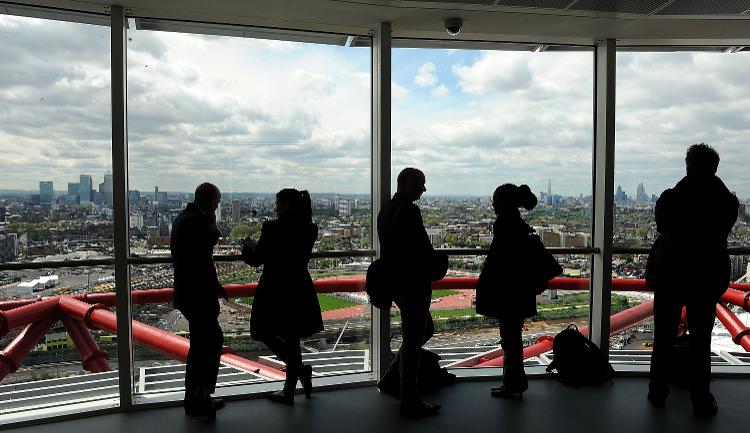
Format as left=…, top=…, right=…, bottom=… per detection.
left=440, top=370, right=457, bottom=385
left=212, top=397, right=225, bottom=410
left=692, top=393, right=718, bottom=418
left=400, top=399, right=441, bottom=417
left=184, top=392, right=216, bottom=419
left=268, top=390, right=295, bottom=406
left=648, top=382, right=669, bottom=409
left=490, top=385, right=526, bottom=399
left=377, top=377, right=401, bottom=399
left=647, top=391, right=667, bottom=409
left=300, top=365, right=313, bottom=398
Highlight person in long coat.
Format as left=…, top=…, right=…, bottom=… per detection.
left=476, top=184, right=539, bottom=398
left=646, top=143, right=739, bottom=417
left=242, top=188, right=322, bottom=405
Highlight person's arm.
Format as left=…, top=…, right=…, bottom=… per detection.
left=654, top=189, right=672, bottom=234
left=242, top=222, right=269, bottom=267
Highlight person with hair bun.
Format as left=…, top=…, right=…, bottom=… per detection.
left=241, top=188, right=321, bottom=405
left=476, top=183, right=539, bottom=398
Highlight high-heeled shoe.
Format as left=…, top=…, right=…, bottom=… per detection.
left=299, top=364, right=313, bottom=398
left=490, top=385, right=526, bottom=399
left=268, top=390, right=294, bottom=406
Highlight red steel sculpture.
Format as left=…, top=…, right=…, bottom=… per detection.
left=1, top=278, right=749, bottom=382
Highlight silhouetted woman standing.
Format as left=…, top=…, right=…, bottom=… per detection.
left=242, top=188, right=322, bottom=405
left=476, top=184, right=539, bottom=398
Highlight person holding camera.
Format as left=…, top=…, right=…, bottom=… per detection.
left=376, top=167, right=442, bottom=417
left=171, top=182, right=228, bottom=419
left=241, top=188, right=321, bottom=405
left=476, top=184, right=552, bottom=399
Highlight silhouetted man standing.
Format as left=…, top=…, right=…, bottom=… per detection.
left=646, top=144, right=739, bottom=418
left=171, top=183, right=228, bottom=418
left=377, top=168, right=440, bottom=417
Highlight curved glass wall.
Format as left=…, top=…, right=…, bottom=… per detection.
left=390, top=46, right=594, bottom=369
left=0, top=14, right=118, bottom=421
left=611, top=50, right=750, bottom=362
left=125, top=24, right=373, bottom=400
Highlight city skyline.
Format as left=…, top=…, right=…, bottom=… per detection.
left=3, top=179, right=749, bottom=202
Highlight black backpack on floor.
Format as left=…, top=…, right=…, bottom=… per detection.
left=545, top=324, right=615, bottom=387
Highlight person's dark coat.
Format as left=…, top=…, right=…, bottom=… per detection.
left=476, top=209, right=538, bottom=319
left=646, top=175, right=739, bottom=298
left=377, top=192, right=435, bottom=293
left=242, top=219, right=322, bottom=339
left=170, top=202, right=223, bottom=317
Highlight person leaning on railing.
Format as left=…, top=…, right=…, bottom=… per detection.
left=241, top=188, right=320, bottom=405
left=645, top=143, right=739, bottom=418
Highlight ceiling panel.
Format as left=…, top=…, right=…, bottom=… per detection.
left=495, top=0, right=571, bottom=10
left=409, top=0, right=497, bottom=5
left=656, top=0, right=750, bottom=15
left=569, top=0, right=671, bottom=15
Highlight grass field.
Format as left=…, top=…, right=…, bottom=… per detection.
left=237, top=294, right=357, bottom=312
left=431, top=289, right=459, bottom=299
left=317, top=294, right=358, bottom=311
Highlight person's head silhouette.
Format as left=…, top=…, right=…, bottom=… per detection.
left=397, top=168, right=426, bottom=202
left=685, top=143, right=720, bottom=178
left=194, top=183, right=221, bottom=215
left=492, top=184, right=537, bottom=215
left=275, top=188, right=312, bottom=223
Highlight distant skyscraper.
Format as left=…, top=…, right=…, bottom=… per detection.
left=99, top=174, right=113, bottom=205
left=79, top=175, right=92, bottom=204
left=154, top=185, right=159, bottom=201
left=0, top=232, right=18, bottom=263
left=615, top=185, right=628, bottom=203
left=547, top=178, right=553, bottom=206
left=67, top=182, right=80, bottom=204
left=232, top=200, right=240, bottom=222
left=636, top=183, right=648, bottom=203
left=39, top=181, right=53, bottom=205
left=338, top=198, right=352, bottom=216
left=0, top=207, right=5, bottom=222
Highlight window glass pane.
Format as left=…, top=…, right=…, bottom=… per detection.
left=615, top=51, right=750, bottom=251
left=0, top=15, right=112, bottom=265
left=125, top=26, right=373, bottom=397
left=0, top=14, right=116, bottom=421
left=126, top=28, right=372, bottom=257
left=0, top=266, right=119, bottom=418
left=613, top=51, right=750, bottom=359
left=390, top=47, right=594, bottom=368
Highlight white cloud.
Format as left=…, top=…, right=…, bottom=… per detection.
left=391, top=81, right=411, bottom=100
left=453, top=51, right=533, bottom=95
left=414, top=62, right=438, bottom=87
left=430, top=84, right=450, bottom=98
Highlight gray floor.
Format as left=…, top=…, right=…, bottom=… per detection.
left=5, top=378, right=747, bottom=433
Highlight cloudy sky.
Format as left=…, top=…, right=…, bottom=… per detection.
left=1, top=15, right=749, bottom=199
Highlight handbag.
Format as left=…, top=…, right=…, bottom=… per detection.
left=428, top=250, right=449, bottom=281
left=526, top=233, right=563, bottom=295
left=366, top=257, right=393, bottom=309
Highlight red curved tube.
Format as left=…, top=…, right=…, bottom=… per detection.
left=60, top=316, right=110, bottom=373
left=721, top=288, right=750, bottom=311
left=0, top=297, right=60, bottom=338
left=0, top=319, right=57, bottom=381
left=57, top=296, right=285, bottom=380
left=715, top=304, right=750, bottom=352
left=470, top=300, right=655, bottom=368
